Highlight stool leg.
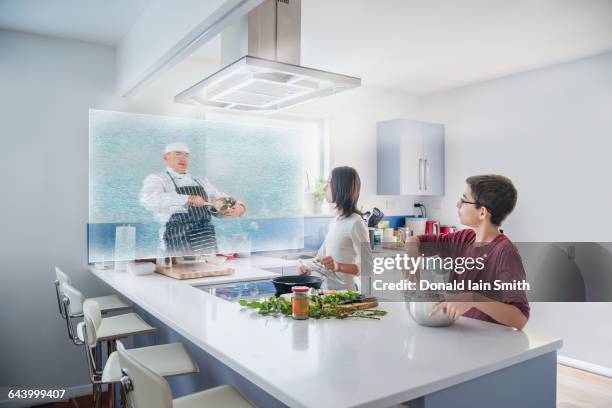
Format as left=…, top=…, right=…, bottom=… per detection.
left=93, top=383, right=101, bottom=408
left=107, top=341, right=115, bottom=408
left=119, top=380, right=126, bottom=408
left=92, top=344, right=98, bottom=408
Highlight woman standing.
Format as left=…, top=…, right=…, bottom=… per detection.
left=301, top=166, right=371, bottom=290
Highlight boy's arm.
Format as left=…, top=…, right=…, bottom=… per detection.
left=404, top=233, right=451, bottom=278
left=414, top=231, right=461, bottom=258
left=405, top=232, right=459, bottom=275
left=432, top=297, right=528, bottom=330
left=432, top=246, right=530, bottom=330
left=472, top=299, right=528, bottom=330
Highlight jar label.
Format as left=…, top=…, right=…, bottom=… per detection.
left=292, top=298, right=309, bottom=317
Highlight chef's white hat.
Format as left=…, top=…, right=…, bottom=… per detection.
left=164, top=142, right=190, bottom=154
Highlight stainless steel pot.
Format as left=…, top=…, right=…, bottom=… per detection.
left=405, top=291, right=454, bottom=327
left=407, top=301, right=454, bottom=327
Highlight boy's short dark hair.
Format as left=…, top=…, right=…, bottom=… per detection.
left=466, top=175, right=517, bottom=226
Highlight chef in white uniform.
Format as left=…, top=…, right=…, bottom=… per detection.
left=140, top=142, right=246, bottom=256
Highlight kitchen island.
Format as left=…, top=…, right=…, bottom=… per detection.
left=90, top=256, right=561, bottom=408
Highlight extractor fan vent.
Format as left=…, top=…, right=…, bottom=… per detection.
left=175, top=0, right=361, bottom=112
left=175, top=56, right=360, bottom=113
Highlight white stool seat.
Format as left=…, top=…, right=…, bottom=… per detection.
left=102, top=343, right=199, bottom=383
left=89, top=294, right=131, bottom=314
left=59, top=280, right=131, bottom=317
left=77, top=313, right=156, bottom=342
left=173, top=385, right=254, bottom=408
left=97, top=313, right=156, bottom=340
left=116, top=341, right=253, bottom=408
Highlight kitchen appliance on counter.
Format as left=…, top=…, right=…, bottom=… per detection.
left=366, top=207, right=385, bottom=228
left=196, top=280, right=277, bottom=302
left=425, top=220, right=441, bottom=235
left=398, top=227, right=413, bottom=243
left=405, top=216, right=427, bottom=236
left=196, top=273, right=325, bottom=301
left=439, top=225, right=457, bottom=235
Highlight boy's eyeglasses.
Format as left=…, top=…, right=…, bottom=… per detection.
left=458, top=198, right=492, bottom=214
left=459, top=198, right=479, bottom=206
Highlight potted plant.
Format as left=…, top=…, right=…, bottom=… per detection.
left=313, top=178, right=326, bottom=214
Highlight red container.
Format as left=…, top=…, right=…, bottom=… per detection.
left=439, top=225, right=457, bottom=235
left=425, top=220, right=441, bottom=235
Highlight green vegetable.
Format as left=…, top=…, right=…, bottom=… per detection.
left=239, top=290, right=388, bottom=320
left=239, top=297, right=292, bottom=316
left=313, top=178, right=326, bottom=203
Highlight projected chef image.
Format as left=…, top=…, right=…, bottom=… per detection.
left=88, top=110, right=304, bottom=263
left=140, top=142, right=247, bottom=257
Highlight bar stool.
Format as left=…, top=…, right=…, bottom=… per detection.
left=116, top=341, right=254, bottom=408
left=54, top=266, right=131, bottom=344
left=71, top=297, right=156, bottom=408
left=80, top=300, right=199, bottom=408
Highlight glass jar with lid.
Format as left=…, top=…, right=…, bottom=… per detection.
left=291, top=286, right=310, bottom=320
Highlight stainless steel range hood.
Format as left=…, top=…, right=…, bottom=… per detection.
left=174, top=0, right=361, bottom=112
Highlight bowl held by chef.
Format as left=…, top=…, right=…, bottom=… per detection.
left=139, top=142, right=246, bottom=257
left=300, top=166, right=372, bottom=290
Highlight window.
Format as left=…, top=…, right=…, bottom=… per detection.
left=88, top=109, right=327, bottom=262
left=203, top=111, right=328, bottom=192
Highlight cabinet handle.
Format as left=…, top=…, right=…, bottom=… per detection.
left=424, top=159, right=428, bottom=190
left=418, top=158, right=423, bottom=190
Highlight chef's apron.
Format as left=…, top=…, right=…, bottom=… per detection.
left=163, top=172, right=218, bottom=256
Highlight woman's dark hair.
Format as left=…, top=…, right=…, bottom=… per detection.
left=330, top=166, right=362, bottom=218
left=466, top=175, right=517, bottom=226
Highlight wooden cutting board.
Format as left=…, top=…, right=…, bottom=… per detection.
left=156, top=263, right=235, bottom=280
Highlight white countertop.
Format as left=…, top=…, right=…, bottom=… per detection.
left=90, top=256, right=562, bottom=408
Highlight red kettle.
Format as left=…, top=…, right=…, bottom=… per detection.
left=425, top=220, right=441, bottom=235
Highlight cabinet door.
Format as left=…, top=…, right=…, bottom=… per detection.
left=399, top=120, right=425, bottom=195
left=422, top=122, right=445, bottom=196
left=377, top=121, right=402, bottom=195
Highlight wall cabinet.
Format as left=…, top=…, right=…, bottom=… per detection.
left=377, top=119, right=445, bottom=196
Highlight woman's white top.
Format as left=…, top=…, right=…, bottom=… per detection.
left=316, top=213, right=372, bottom=290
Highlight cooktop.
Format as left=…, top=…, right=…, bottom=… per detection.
left=195, top=280, right=277, bottom=302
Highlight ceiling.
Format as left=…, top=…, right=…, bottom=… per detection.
left=0, top=0, right=150, bottom=46
left=298, top=0, right=612, bottom=95
left=2, top=0, right=612, bottom=95
left=183, top=0, right=612, bottom=96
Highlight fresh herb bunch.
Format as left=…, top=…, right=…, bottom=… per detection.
left=239, top=289, right=388, bottom=320
left=313, top=289, right=362, bottom=304
left=239, top=296, right=292, bottom=316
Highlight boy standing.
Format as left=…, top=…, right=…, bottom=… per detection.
left=407, top=175, right=529, bottom=329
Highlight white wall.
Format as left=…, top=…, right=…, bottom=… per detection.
left=289, top=86, right=421, bottom=216
left=116, top=0, right=262, bottom=95
left=0, top=29, right=203, bottom=395
left=419, top=51, right=612, bottom=370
